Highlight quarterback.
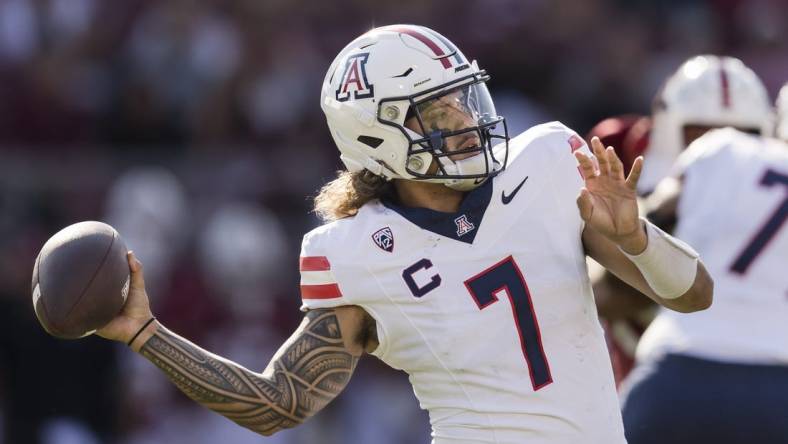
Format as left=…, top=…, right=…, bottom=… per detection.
left=97, top=26, right=712, bottom=443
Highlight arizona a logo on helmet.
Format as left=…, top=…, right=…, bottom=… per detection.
left=336, top=53, right=374, bottom=102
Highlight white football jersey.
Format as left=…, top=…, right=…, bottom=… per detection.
left=637, top=128, right=788, bottom=365
left=299, top=122, right=625, bottom=444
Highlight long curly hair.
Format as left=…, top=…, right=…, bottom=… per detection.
left=313, top=170, right=394, bottom=222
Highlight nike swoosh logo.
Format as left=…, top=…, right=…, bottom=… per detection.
left=501, top=176, right=529, bottom=204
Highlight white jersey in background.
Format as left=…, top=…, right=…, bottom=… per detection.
left=637, top=128, right=788, bottom=365
left=299, top=122, right=625, bottom=444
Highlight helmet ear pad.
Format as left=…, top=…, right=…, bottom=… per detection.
left=402, top=126, right=438, bottom=176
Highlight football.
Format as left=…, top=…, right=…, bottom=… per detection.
left=32, top=221, right=130, bottom=339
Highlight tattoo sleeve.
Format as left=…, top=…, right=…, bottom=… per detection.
left=139, top=310, right=359, bottom=436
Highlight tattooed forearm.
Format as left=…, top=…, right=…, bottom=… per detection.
left=139, top=310, right=358, bottom=435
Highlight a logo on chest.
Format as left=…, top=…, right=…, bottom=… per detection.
left=372, top=227, right=394, bottom=252
left=454, top=214, right=476, bottom=237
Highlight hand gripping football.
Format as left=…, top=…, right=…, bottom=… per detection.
left=32, top=221, right=130, bottom=339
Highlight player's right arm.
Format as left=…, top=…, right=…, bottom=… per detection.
left=98, top=252, right=370, bottom=436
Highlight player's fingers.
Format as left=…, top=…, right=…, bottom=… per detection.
left=574, top=151, right=597, bottom=179
left=591, top=137, right=609, bottom=176
left=590, top=136, right=605, bottom=153
left=576, top=188, right=594, bottom=222
left=127, top=251, right=146, bottom=289
left=607, top=146, right=624, bottom=180
left=625, top=156, right=644, bottom=190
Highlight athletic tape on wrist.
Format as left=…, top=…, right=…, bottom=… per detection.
left=620, top=219, right=699, bottom=299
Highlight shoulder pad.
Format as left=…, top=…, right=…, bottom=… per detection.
left=501, top=121, right=589, bottom=175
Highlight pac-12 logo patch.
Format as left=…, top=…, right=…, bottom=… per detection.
left=372, top=227, right=394, bottom=252
left=336, top=53, right=374, bottom=102
left=454, top=214, right=475, bottom=237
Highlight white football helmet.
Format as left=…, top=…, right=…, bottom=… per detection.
left=776, top=83, right=788, bottom=142
left=320, top=25, right=508, bottom=191
left=639, top=55, right=771, bottom=193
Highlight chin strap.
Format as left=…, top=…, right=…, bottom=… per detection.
left=441, top=149, right=500, bottom=191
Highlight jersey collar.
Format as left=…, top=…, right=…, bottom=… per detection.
left=381, top=178, right=493, bottom=244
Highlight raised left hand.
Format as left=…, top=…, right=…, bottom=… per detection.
left=574, top=137, right=647, bottom=254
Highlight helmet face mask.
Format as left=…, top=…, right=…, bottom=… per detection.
left=320, top=25, right=509, bottom=191
left=379, top=71, right=508, bottom=189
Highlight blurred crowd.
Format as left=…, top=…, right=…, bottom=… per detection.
left=0, top=0, right=786, bottom=443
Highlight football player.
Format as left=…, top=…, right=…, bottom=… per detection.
left=621, top=84, right=788, bottom=443
left=96, top=25, right=712, bottom=443
left=590, top=56, right=771, bottom=387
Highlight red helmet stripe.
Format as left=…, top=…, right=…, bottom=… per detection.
left=427, top=29, right=465, bottom=66
left=720, top=66, right=731, bottom=108
left=386, top=26, right=452, bottom=69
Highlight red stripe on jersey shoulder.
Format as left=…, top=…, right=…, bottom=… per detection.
left=301, top=283, right=342, bottom=300
left=568, top=134, right=585, bottom=152
left=300, top=256, right=331, bottom=271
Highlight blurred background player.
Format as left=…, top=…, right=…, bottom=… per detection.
left=639, top=55, right=772, bottom=195
left=620, top=88, right=788, bottom=442
left=588, top=55, right=773, bottom=386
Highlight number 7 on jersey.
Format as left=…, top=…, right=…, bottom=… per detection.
left=464, top=256, right=553, bottom=390
left=729, top=169, right=788, bottom=274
